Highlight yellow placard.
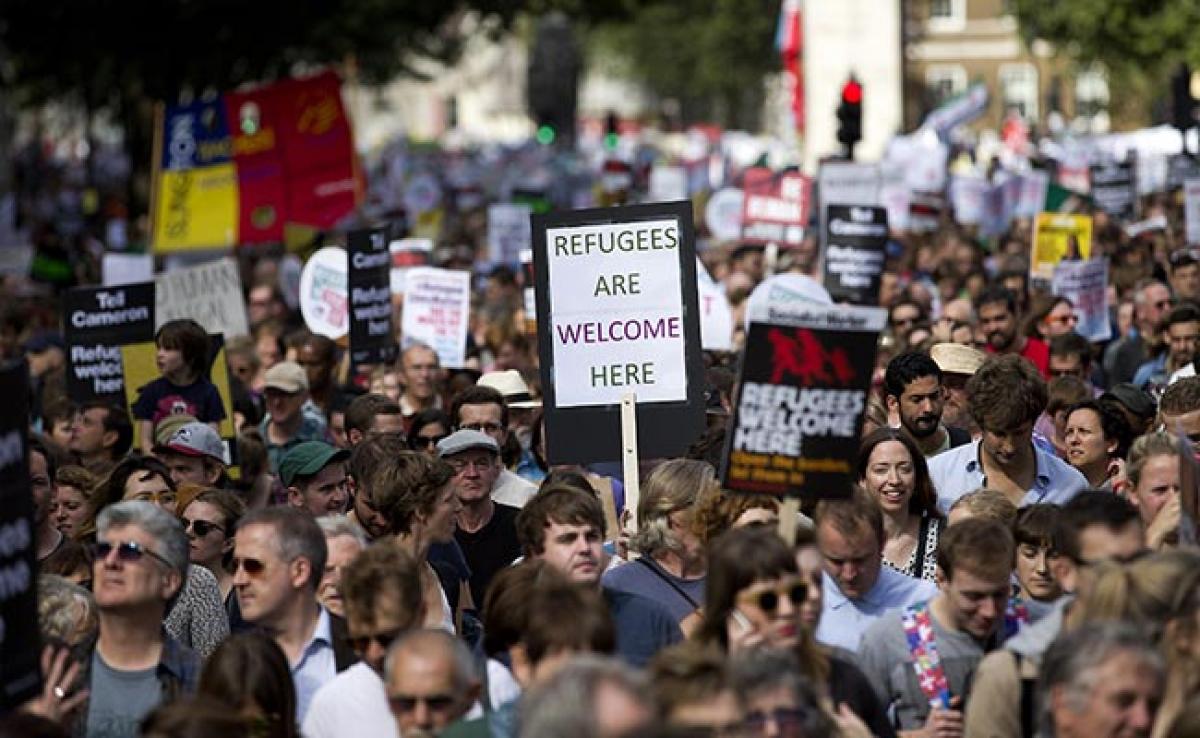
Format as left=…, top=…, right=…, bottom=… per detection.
left=1031, top=213, right=1093, bottom=281
left=152, top=164, right=239, bottom=253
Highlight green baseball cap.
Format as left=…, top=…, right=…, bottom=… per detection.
left=278, top=441, right=350, bottom=487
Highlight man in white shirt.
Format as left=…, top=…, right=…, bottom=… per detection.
left=304, top=543, right=426, bottom=738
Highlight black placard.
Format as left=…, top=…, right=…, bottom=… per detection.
left=822, top=205, right=888, bottom=305
left=0, top=360, right=41, bottom=708
left=1090, top=161, right=1136, bottom=220
left=348, top=227, right=397, bottom=366
left=532, top=201, right=705, bottom=464
left=720, top=314, right=879, bottom=499
left=63, top=282, right=156, bottom=403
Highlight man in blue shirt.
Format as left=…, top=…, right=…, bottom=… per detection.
left=813, top=491, right=937, bottom=652
left=929, top=354, right=1086, bottom=514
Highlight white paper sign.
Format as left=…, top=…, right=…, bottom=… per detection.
left=389, top=238, right=433, bottom=294
left=950, top=176, right=988, bottom=225
left=1186, top=179, right=1200, bottom=245
left=487, top=203, right=533, bottom=265
left=704, top=188, right=744, bottom=242
left=155, top=257, right=249, bottom=338
left=1052, top=259, right=1111, bottom=342
left=103, top=253, right=154, bottom=287
left=546, top=219, right=687, bottom=407
left=401, top=267, right=471, bottom=369
left=696, top=259, right=733, bottom=351
left=299, top=247, right=350, bottom=340
left=648, top=166, right=689, bottom=203
left=819, top=162, right=881, bottom=212
left=1016, top=171, right=1049, bottom=218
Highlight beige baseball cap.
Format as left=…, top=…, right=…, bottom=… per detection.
left=263, top=361, right=309, bottom=393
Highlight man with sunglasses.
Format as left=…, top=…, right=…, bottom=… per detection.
left=233, top=506, right=358, bottom=723
left=857, top=518, right=1016, bottom=734
left=449, top=384, right=536, bottom=508
left=439, top=429, right=522, bottom=607
left=78, top=500, right=199, bottom=738
left=304, top=544, right=426, bottom=738
left=385, top=630, right=481, bottom=737
left=281, top=441, right=353, bottom=518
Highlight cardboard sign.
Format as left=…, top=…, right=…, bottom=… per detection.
left=1186, top=179, right=1200, bottom=245
left=348, top=227, right=397, bottom=366
left=401, top=267, right=471, bottom=369
left=1031, top=213, right=1094, bottom=282
left=1052, top=259, right=1111, bottom=342
left=487, top=203, right=533, bottom=266
left=0, top=360, right=40, bottom=709
left=299, top=246, right=349, bottom=340
left=532, top=202, right=704, bottom=464
left=389, top=237, right=433, bottom=294
left=63, top=282, right=156, bottom=402
left=823, top=205, right=888, bottom=305
left=155, top=257, right=249, bottom=339
left=720, top=304, right=884, bottom=498
left=1090, top=161, right=1136, bottom=220
left=741, top=168, right=810, bottom=247
left=696, top=259, right=734, bottom=351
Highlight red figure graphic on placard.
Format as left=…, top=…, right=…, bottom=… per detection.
left=767, top=328, right=855, bottom=386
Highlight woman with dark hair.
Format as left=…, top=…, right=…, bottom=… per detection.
left=179, top=488, right=246, bottom=620
left=697, top=527, right=894, bottom=737
left=199, top=634, right=298, bottom=738
left=1064, top=399, right=1134, bottom=489
left=79, top=454, right=176, bottom=539
left=855, top=428, right=943, bottom=581
left=407, top=408, right=451, bottom=455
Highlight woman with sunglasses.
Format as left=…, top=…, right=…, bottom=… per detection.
left=698, top=527, right=895, bottom=737
left=856, top=429, right=943, bottom=582
left=180, top=488, right=246, bottom=625
left=408, top=408, right=452, bottom=456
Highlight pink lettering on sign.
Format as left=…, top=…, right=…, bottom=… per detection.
left=555, top=317, right=682, bottom=345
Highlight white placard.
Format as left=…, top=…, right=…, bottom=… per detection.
left=1052, top=259, right=1111, bottom=342
left=949, top=176, right=988, bottom=225
left=648, top=166, right=689, bottom=203
left=155, top=257, right=249, bottom=338
left=704, top=187, right=744, bottom=242
left=487, top=203, right=533, bottom=265
left=299, top=247, right=350, bottom=340
left=696, top=259, right=733, bottom=351
left=1016, top=171, right=1049, bottom=218
left=103, top=253, right=154, bottom=287
left=389, top=238, right=433, bottom=294
left=402, top=267, right=471, bottom=369
left=546, top=219, right=687, bottom=407
left=818, top=162, right=881, bottom=211
left=1186, top=179, right=1200, bottom=245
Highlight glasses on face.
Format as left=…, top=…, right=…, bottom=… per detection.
left=231, top=556, right=267, bottom=576
left=389, top=693, right=457, bottom=714
left=459, top=422, right=503, bottom=435
left=739, top=581, right=808, bottom=614
left=182, top=518, right=224, bottom=537
left=93, top=540, right=173, bottom=569
left=350, top=626, right=406, bottom=654
left=411, top=434, right=448, bottom=450
left=447, top=457, right=495, bottom=474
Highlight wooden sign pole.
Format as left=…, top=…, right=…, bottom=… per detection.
left=621, top=392, right=641, bottom=530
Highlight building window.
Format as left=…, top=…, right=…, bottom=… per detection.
left=1075, top=66, right=1110, bottom=133
left=1000, top=63, right=1039, bottom=121
left=925, top=65, right=968, bottom=107
left=928, top=0, right=966, bottom=32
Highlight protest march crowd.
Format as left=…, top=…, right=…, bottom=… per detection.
left=5, top=109, right=1200, bottom=738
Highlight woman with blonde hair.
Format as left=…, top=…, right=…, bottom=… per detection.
left=1125, top=432, right=1183, bottom=549
left=603, top=459, right=713, bottom=632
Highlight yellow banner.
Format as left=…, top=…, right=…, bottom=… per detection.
left=152, top=164, right=239, bottom=253
left=1031, top=213, right=1093, bottom=281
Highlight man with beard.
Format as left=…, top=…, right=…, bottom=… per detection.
left=883, top=352, right=971, bottom=458
left=974, top=285, right=1050, bottom=378
left=930, top=343, right=985, bottom=437
left=929, top=355, right=1086, bottom=513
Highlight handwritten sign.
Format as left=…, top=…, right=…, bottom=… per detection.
left=155, top=257, right=249, bottom=338
left=299, top=246, right=350, bottom=339
left=401, top=267, right=471, bottom=369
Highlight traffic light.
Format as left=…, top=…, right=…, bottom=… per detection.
left=837, top=76, right=863, bottom=158
left=604, top=110, right=620, bottom=150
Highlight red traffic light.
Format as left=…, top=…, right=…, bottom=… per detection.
left=842, top=79, right=862, bottom=105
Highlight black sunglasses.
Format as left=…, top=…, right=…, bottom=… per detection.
left=411, top=434, right=448, bottom=450
left=231, top=557, right=267, bottom=575
left=388, top=693, right=457, bottom=713
left=350, top=627, right=406, bottom=654
left=92, top=540, right=173, bottom=569
left=182, top=518, right=224, bottom=537
left=748, top=582, right=808, bottom=614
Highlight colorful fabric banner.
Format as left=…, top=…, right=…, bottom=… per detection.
left=152, top=71, right=358, bottom=252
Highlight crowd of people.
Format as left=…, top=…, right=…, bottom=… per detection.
left=4, top=153, right=1200, bottom=738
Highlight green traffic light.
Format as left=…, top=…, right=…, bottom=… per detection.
left=536, top=125, right=556, bottom=145
left=604, top=132, right=618, bottom=150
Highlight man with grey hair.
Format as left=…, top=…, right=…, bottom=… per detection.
left=1040, top=622, right=1164, bottom=738
left=233, top=506, right=356, bottom=723
left=77, top=500, right=200, bottom=738
left=517, top=655, right=656, bottom=738
left=385, top=629, right=480, bottom=737
left=316, top=515, right=368, bottom=618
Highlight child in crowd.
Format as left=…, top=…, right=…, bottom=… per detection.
left=132, top=319, right=226, bottom=454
